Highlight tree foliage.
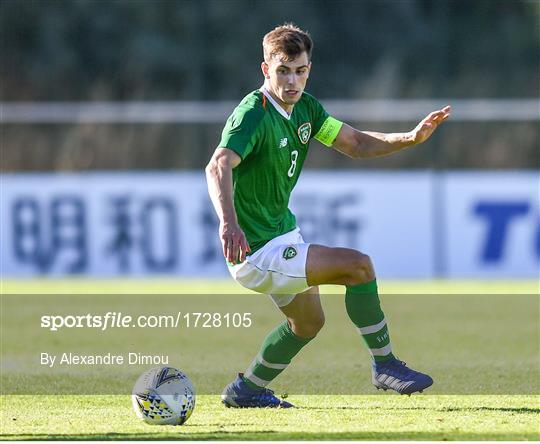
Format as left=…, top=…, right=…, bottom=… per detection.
left=2, top=0, right=538, bottom=100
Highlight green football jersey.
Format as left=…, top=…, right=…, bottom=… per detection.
left=219, top=87, right=342, bottom=253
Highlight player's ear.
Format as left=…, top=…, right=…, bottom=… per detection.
left=261, top=61, right=270, bottom=79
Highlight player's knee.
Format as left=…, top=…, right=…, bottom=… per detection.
left=345, top=251, right=375, bottom=285
left=289, top=313, right=325, bottom=339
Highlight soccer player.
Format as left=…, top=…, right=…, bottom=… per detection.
left=206, top=23, right=451, bottom=408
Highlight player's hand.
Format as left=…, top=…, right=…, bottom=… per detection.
left=410, top=105, right=451, bottom=145
left=220, top=221, right=251, bottom=265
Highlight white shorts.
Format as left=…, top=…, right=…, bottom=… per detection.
left=228, top=227, right=312, bottom=308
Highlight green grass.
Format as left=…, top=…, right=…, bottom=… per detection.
left=2, top=278, right=539, bottom=295
left=1, top=279, right=539, bottom=440
left=1, top=395, right=539, bottom=440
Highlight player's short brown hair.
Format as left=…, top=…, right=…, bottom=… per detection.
left=263, top=23, right=313, bottom=62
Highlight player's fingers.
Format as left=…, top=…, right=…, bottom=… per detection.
left=230, top=237, right=240, bottom=264
left=436, top=106, right=451, bottom=120
left=235, top=242, right=244, bottom=264
left=225, top=234, right=239, bottom=264
left=433, top=111, right=450, bottom=125
left=237, top=238, right=245, bottom=263
left=427, top=105, right=450, bottom=116
left=229, top=248, right=237, bottom=265
left=434, top=113, right=447, bottom=123
left=239, top=237, right=250, bottom=262
left=431, top=113, right=448, bottom=127
left=238, top=245, right=246, bottom=263
left=430, top=110, right=446, bottom=121
left=429, top=116, right=441, bottom=125
left=425, top=110, right=442, bottom=120
left=222, top=238, right=231, bottom=262
left=420, top=115, right=437, bottom=128
left=227, top=241, right=236, bottom=264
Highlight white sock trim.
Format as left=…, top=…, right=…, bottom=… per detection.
left=257, top=354, right=289, bottom=370
left=370, top=343, right=393, bottom=357
left=357, top=317, right=387, bottom=335
left=244, top=370, right=271, bottom=388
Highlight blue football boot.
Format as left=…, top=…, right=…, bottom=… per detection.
left=221, top=373, right=293, bottom=408
left=372, top=358, right=433, bottom=395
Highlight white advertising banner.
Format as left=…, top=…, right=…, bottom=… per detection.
left=290, top=172, right=434, bottom=278
left=1, top=171, right=538, bottom=278
left=1, top=173, right=227, bottom=277
left=443, top=172, right=540, bottom=278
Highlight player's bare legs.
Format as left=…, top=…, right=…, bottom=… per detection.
left=303, top=244, right=433, bottom=395
left=279, top=286, right=324, bottom=338
left=221, top=285, right=322, bottom=409
left=306, top=245, right=375, bottom=286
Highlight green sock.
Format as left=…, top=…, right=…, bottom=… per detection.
left=345, top=279, right=395, bottom=363
left=243, top=321, right=313, bottom=389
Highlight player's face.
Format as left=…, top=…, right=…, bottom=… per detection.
left=262, top=52, right=311, bottom=111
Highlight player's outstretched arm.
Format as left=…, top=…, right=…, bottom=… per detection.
left=332, top=105, right=451, bottom=158
left=205, top=148, right=251, bottom=264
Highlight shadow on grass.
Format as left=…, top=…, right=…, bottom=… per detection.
left=300, top=405, right=540, bottom=415
left=441, top=406, right=540, bottom=414
left=2, top=430, right=539, bottom=441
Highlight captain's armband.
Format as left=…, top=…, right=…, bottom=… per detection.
left=314, top=116, right=343, bottom=147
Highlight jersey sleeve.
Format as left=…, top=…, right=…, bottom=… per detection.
left=219, top=105, right=264, bottom=160
left=306, top=94, right=343, bottom=147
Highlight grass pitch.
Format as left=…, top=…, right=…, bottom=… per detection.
left=2, top=394, right=539, bottom=440
left=1, top=279, right=539, bottom=440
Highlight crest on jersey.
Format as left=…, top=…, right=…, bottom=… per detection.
left=283, top=246, right=297, bottom=260
left=298, top=122, right=311, bottom=144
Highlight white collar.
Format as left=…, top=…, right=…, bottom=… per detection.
left=260, top=85, right=292, bottom=120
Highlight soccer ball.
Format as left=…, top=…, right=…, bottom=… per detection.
left=132, top=366, right=196, bottom=425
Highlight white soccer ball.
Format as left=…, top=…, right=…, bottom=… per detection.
left=132, top=366, right=196, bottom=425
